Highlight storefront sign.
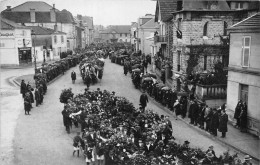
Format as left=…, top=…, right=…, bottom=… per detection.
left=0, top=31, right=15, bottom=38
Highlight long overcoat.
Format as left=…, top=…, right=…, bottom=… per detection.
left=71, top=72, right=76, bottom=80
left=210, top=112, right=219, bottom=130
left=20, top=81, right=27, bottom=94
left=218, top=113, right=228, bottom=132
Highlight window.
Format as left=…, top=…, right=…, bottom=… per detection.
left=235, top=2, right=243, bottom=9
left=120, top=33, right=122, bottom=37
left=125, top=33, right=127, bottom=37
left=177, top=50, right=181, bottom=71
left=125, top=39, right=127, bottom=42
left=54, top=35, right=57, bottom=43
left=203, top=22, right=208, bottom=36
left=240, top=84, right=248, bottom=105
left=204, top=56, right=207, bottom=70
left=61, top=35, right=64, bottom=43
left=223, top=21, right=228, bottom=36
left=242, top=36, right=251, bottom=67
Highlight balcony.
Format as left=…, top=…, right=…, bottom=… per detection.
left=195, top=84, right=227, bottom=100
left=154, top=35, right=166, bottom=43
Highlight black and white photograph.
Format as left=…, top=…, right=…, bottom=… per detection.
left=0, top=0, right=259, bottom=165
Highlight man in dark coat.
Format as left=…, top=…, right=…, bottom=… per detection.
left=20, top=80, right=27, bottom=98
left=139, top=91, right=149, bottom=111
left=71, top=70, right=76, bottom=84
left=34, top=87, right=40, bottom=107
left=188, top=100, right=199, bottom=125
left=210, top=108, right=219, bottom=136
left=62, top=108, right=72, bottom=134
left=218, top=109, right=228, bottom=138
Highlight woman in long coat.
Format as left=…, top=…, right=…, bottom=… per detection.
left=234, top=100, right=242, bottom=128
left=218, top=109, right=228, bottom=138
left=240, top=102, right=248, bottom=133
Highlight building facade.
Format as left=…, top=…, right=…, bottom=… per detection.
left=0, top=18, right=32, bottom=66
left=30, top=26, right=67, bottom=62
left=1, top=1, right=76, bottom=51
left=100, top=25, right=131, bottom=43
left=227, top=13, right=260, bottom=136
left=170, top=0, right=259, bottom=100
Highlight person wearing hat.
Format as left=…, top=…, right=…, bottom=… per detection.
left=243, top=155, right=252, bottom=165
left=218, top=109, right=228, bottom=138
left=139, top=90, right=149, bottom=111
left=20, top=79, right=27, bottom=98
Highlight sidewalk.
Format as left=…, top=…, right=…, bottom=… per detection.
left=147, top=64, right=260, bottom=162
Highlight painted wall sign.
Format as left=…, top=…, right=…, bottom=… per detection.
left=0, top=32, right=15, bottom=38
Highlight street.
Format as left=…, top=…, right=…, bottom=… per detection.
left=0, top=59, right=254, bottom=165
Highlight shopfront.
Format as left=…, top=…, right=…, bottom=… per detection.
left=18, top=47, right=32, bottom=64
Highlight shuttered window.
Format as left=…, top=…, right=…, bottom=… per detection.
left=242, top=36, right=251, bottom=67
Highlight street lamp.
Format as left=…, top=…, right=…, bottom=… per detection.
left=31, top=30, right=37, bottom=73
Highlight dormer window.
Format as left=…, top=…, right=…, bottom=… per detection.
left=203, top=22, right=208, bottom=36
left=235, top=2, right=243, bottom=10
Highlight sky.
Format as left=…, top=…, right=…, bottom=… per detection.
left=0, top=0, right=157, bottom=26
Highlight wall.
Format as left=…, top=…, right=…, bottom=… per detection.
left=227, top=31, right=260, bottom=135
left=140, top=28, right=158, bottom=55
left=229, top=32, right=260, bottom=69
left=0, top=28, right=32, bottom=65
left=25, top=22, right=76, bottom=50
left=52, top=34, right=67, bottom=58
left=227, top=71, right=260, bottom=135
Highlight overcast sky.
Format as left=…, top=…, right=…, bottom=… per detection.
left=0, top=0, right=156, bottom=26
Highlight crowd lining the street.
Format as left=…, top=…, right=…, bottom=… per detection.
left=19, top=44, right=253, bottom=165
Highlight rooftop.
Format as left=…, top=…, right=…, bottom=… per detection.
left=28, top=26, right=66, bottom=35
left=0, top=17, right=29, bottom=29
left=101, top=25, right=131, bottom=34
left=228, top=12, right=260, bottom=31
left=155, top=0, right=177, bottom=22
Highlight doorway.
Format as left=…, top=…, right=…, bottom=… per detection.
left=18, top=47, right=32, bottom=65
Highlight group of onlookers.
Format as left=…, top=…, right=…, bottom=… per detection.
left=234, top=100, right=248, bottom=133
left=20, top=79, right=46, bottom=115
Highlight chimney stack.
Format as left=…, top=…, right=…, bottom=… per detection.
left=53, top=4, right=55, bottom=9
left=30, top=9, right=36, bottom=22
left=50, top=7, right=56, bottom=23
left=6, top=6, right=11, bottom=11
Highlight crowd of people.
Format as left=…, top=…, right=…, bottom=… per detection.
left=60, top=88, right=248, bottom=165
left=20, top=78, right=47, bottom=115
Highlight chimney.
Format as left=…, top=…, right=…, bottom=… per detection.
left=53, top=4, right=55, bottom=9
left=6, top=6, right=11, bottom=11
left=30, top=9, right=36, bottom=22
left=50, top=8, right=56, bottom=23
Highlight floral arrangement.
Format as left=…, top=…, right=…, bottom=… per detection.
left=60, top=89, right=243, bottom=165
left=59, top=88, right=74, bottom=104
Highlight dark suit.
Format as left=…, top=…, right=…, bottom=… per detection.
left=139, top=93, right=148, bottom=110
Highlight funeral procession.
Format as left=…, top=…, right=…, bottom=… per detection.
left=0, top=0, right=260, bottom=165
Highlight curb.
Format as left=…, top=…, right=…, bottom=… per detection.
left=146, top=94, right=259, bottom=162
